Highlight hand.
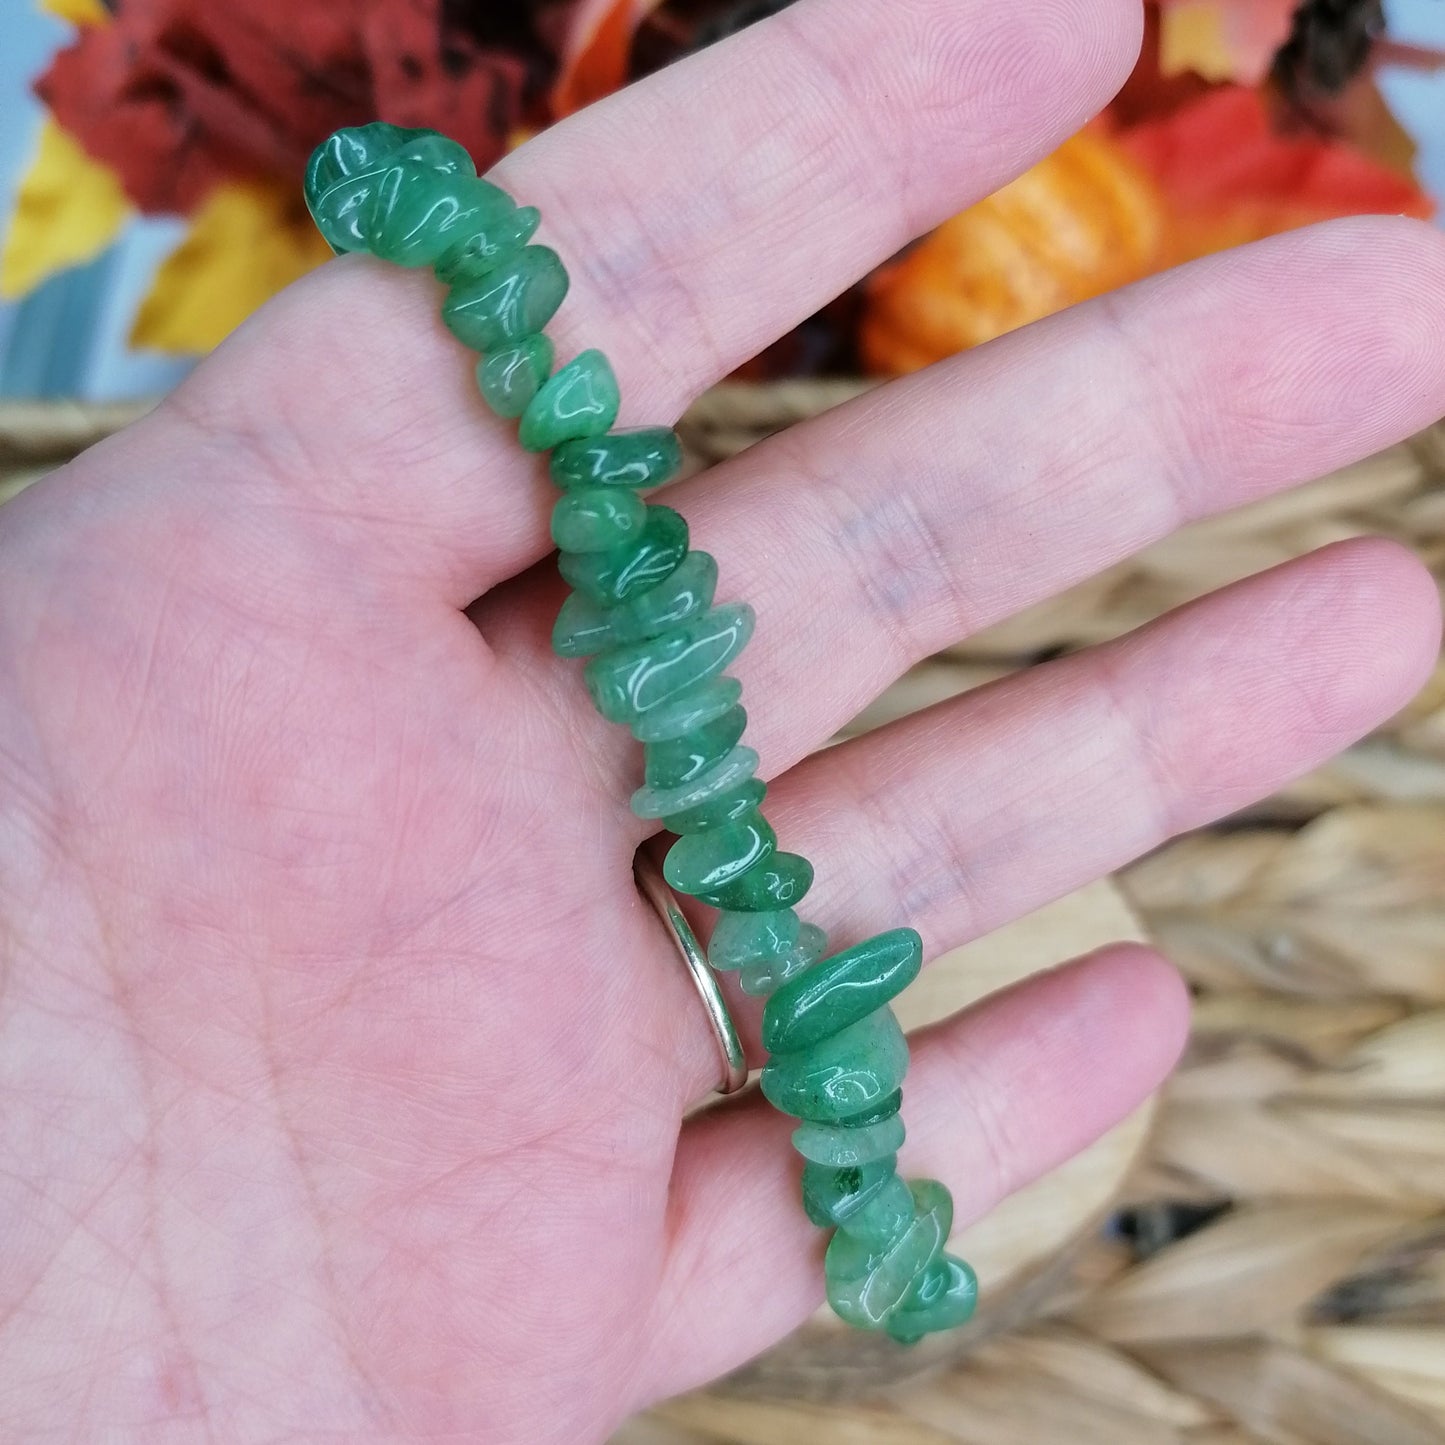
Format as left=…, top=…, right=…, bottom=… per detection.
left=3, top=1, right=1442, bottom=1440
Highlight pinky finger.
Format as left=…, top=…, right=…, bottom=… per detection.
left=639, top=943, right=1190, bottom=1402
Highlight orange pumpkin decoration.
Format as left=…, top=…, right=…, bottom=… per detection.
left=860, top=129, right=1165, bottom=375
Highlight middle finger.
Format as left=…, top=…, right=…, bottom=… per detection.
left=493, top=216, right=1445, bottom=775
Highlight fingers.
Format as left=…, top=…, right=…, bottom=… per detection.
left=493, top=0, right=1139, bottom=414
left=164, top=0, right=1140, bottom=601
left=643, top=944, right=1189, bottom=1398
left=609, top=216, right=1445, bottom=774
left=654, top=537, right=1437, bottom=1104
left=763, top=537, right=1440, bottom=975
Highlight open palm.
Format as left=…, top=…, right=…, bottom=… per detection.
left=3, top=1, right=1443, bottom=1441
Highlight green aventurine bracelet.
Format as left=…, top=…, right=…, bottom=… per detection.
left=304, top=122, right=978, bottom=1343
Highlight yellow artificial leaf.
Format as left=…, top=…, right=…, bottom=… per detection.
left=0, top=118, right=130, bottom=298
left=1160, top=3, right=1234, bottom=82
left=131, top=179, right=334, bottom=353
left=40, top=0, right=109, bottom=25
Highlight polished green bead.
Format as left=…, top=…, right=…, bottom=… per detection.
left=442, top=247, right=569, bottom=352
left=737, top=920, right=828, bottom=997
left=740, top=965, right=805, bottom=998
left=801, top=1159, right=898, bottom=1229
left=552, top=551, right=718, bottom=660
left=885, top=1254, right=978, bottom=1343
left=476, top=334, right=554, bottom=420
left=371, top=171, right=516, bottom=268
left=307, top=166, right=392, bottom=255
left=644, top=706, right=746, bottom=789
left=551, top=598, right=610, bottom=660
left=708, top=909, right=800, bottom=972
left=304, top=124, right=445, bottom=254
left=838, top=1173, right=916, bottom=1248
left=797, top=920, right=830, bottom=959
left=759, top=1008, right=909, bottom=1121
left=559, top=505, right=688, bottom=606
left=306, top=123, right=427, bottom=198
left=664, top=813, right=776, bottom=896
left=339, top=134, right=498, bottom=262
left=519, top=349, right=620, bottom=452
left=838, top=1089, right=903, bottom=1128
left=612, top=550, right=717, bottom=642
left=825, top=1179, right=952, bottom=1331
left=550, top=594, right=615, bottom=661
left=551, top=487, right=646, bottom=554
left=633, top=744, right=758, bottom=819
left=793, top=1114, right=906, bottom=1167
left=630, top=674, right=740, bottom=743
left=394, top=134, right=486, bottom=175
left=390, top=130, right=477, bottom=175
left=550, top=427, right=683, bottom=490
left=695, top=850, right=813, bottom=912
left=762, top=928, right=923, bottom=1056
left=586, top=602, right=753, bottom=726
left=435, top=206, right=541, bottom=283
left=663, top=775, right=767, bottom=833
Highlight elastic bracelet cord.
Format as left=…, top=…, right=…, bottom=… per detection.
left=304, top=122, right=977, bottom=1341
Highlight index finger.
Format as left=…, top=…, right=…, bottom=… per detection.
left=496, top=0, right=1142, bottom=415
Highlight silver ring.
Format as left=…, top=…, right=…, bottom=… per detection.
left=635, top=855, right=748, bottom=1095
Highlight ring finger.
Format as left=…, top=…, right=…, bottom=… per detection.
left=655, top=538, right=1439, bottom=1101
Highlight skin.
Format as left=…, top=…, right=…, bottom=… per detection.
left=1, top=0, right=1443, bottom=1440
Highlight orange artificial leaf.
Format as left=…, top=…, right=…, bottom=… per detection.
left=860, top=129, right=1165, bottom=375
left=130, top=177, right=332, bottom=353
left=1116, top=86, right=1434, bottom=264
left=551, top=0, right=663, bottom=118
left=0, top=118, right=131, bottom=299
left=1157, top=0, right=1299, bottom=84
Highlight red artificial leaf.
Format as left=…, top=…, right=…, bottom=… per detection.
left=39, top=7, right=235, bottom=213
left=1115, top=85, right=1433, bottom=262
left=35, top=0, right=533, bottom=215
left=37, top=0, right=374, bottom=212
left=361, top=0, right=528, bottom=173
left=174, top=8, right=377, bottom=175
